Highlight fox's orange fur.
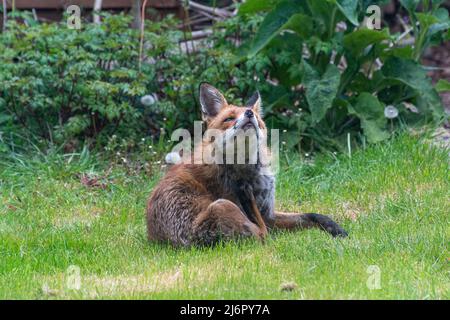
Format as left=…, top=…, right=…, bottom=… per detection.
left=146, top=83, right=347, bottom=246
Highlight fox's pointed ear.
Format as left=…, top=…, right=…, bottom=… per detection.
left=199, top=83, right=227, bottom=120
left=246, top=91, right=262, bottom=116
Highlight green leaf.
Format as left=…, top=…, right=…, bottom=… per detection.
left=433, top=7, right=449, bottom=22
left=360, top=120, right=391, bottom=143
left=431, top=0, right=446, bottom=9
left=329, top=0, right=359, bottom=26
left=343, top=28, right=390, bottom=56
left=381, top=57, right=444, bottom=119
left=65, top=115, right=90, bottom=135
left=416, top=12, right=439, bottom=30
left=399, top=0, right=419, bottom=12
left=435, top=79, right=450, bottom=93
left=244, top=0, right=304, bottom=57
left=282, top=13, right=314, bottom=39
left=239, top=0, right=281, bottom=14
left=304, top=62, right=341, bottom=123
left=349, top=93, right=390, bottom=143
left=307, top=0, right=335, bottom=20
left=427, top=8, right=450, bottom=37
left=383, top=46, right=414, bottom=59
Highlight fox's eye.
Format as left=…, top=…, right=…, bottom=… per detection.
left=223, top=117, right=235, bottom=122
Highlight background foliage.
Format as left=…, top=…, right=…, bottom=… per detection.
left=0, top=0, right=449, bottom=154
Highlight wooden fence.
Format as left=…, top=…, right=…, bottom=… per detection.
left=1, top=0, right=182, bottom=26
left=3, top=0, right=179, bottom=9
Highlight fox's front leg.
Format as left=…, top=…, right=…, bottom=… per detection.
left=274, top=212, right=348, bottom=237
left=236, top=183, right=268, bottom=239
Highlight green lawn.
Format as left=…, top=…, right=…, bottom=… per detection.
left=0, top=134, right=448, bottom=299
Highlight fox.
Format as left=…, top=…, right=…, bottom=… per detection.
left=146, top=83, right=348, bottom=246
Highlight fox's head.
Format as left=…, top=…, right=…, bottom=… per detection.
left=198, top=83, right=268, bottom=166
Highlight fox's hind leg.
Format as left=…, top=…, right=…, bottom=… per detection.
left=274, top=212, right=348, bottom=237
left=192, top=199, right=263, bottom=246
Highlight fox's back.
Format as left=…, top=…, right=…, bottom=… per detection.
left=147, top=164, right=209, bottom=246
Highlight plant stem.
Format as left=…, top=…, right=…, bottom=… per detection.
left=328, top=7, right=337, bottom=40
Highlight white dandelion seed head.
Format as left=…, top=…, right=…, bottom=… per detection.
left=165, top=152, right=181, bottom=165
left=384, top=105, right=399, bottom=119
left=140, top=94, right=157, bottom=106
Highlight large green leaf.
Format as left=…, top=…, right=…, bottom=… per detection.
left=349, top=93, right=390, bottom=143
left=381, top=57, right=444, bottom=119
left=283, top=13, right=314, bottom=39
left=306, top=0, right=335, bottom=20
left=245, top=0, right=305, bottom=57
left=343, top=28, right=390, bottom=56
left=303, top=62, right=341, bottom=123
left=427, top=8, right=450, bottom=37
left=329, top=0, right=359, bottom=26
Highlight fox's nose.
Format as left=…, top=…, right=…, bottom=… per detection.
left=245, top=109, right=254, bottom=118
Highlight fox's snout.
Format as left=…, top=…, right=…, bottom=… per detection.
left=245, top=109, right=254, bottom=118
left=232, top=108, right=259, bottom=134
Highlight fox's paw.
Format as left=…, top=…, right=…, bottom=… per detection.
left=304, top=213, right=348, bottom=238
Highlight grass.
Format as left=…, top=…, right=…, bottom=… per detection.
left=0, top=133, right=448, bottom=299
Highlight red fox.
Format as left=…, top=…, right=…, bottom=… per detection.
left=146, top=83, right=348, bottom=246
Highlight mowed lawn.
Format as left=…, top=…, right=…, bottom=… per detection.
left=0, top=134, right=448, bottom=299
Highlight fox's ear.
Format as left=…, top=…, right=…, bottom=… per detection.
left=246, top=91, right=262, bottom=116
left=199, top=83, right=227, bottom=120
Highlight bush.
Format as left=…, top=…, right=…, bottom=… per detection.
left=0, top=13, right=175, bottom=148
left=0, top=11, right=266, bottom=152
left=0, top=1, right=449, bottom=154
left=238, top=0, right=449, bottom=151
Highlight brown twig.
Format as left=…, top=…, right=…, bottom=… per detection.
left=189, top=1, right=233, bottom=18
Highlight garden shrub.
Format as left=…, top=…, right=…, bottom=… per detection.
left=0, top=11, right=266, bottom=152
left=0, top=1, right=449, bottom=154
left=0, top=13, right=178, bottom=148
left=238, top=0, right=449, bottom=151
